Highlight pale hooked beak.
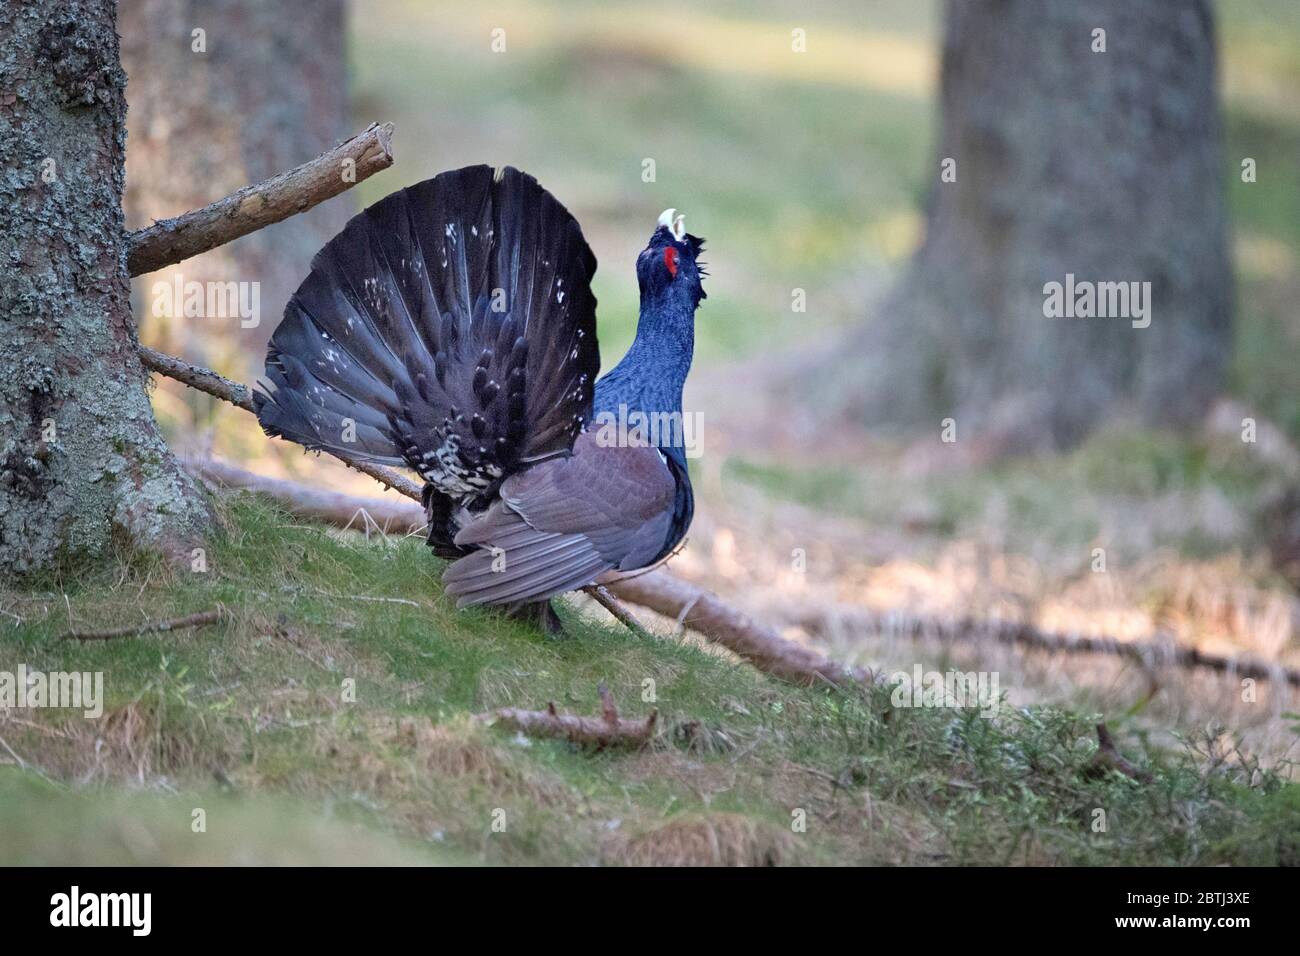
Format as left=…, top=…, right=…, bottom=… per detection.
left=657, top=208, right=687, bottom=242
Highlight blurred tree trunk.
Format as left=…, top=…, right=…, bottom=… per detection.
left=851, top=0, right=1232, bottom=453
left=0, top=0, right=209, bottom=573
left=119, top=0, right=349, bottom=397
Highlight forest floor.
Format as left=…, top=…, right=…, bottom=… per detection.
left=0, top=495, right=1296, bottom=865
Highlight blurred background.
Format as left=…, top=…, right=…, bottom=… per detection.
left=123, top=0, right=1300, bottom=763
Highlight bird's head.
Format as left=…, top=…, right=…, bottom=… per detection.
left=636, top=208, right=707, bottom=313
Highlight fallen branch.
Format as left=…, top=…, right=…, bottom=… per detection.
left=484, top=683, right=657, bottom=748
left=1086, top=723, right=1153, bottom=784
left=61, top=608, right=227, bottom=642
left=188, top=455, right=426, bottom=533
left=608, top=570, right=872, bottom=688
left=793, top=604, right=1300, bottom=688
left=127, top=122, right=395, bottom=276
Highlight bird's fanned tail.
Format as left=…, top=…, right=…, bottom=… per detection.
left=253, top=164, right=602, bottom=503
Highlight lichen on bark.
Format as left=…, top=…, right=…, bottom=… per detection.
left=0, top=0, right=209, bottom=574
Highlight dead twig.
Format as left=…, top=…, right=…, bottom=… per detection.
left=1086, top=723, right=1154, bottom=784
left=584, top=584, right=653, bottom=639
left=127, top=122, right=394, bottom=276
left=794, top=604, right=1300, bottom=688
left=672, top=594, right=700, bottom=637
left=610, top=571, right=872, bottom=688
left=484, top=683, right=658, bottom=749
left=60, top=608, right=227, bottom=642
left=140, top=345, right=256, bottom=411
left=302, top=589, right=421, bottom=609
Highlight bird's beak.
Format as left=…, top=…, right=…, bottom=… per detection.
left=657, top=208, right=686, bottom=242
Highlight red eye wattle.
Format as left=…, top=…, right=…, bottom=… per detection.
left=663, top=247, right=679, bottom=277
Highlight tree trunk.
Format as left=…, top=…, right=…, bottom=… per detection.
left=849, top=0, right=1232, bottom=452
left=119, top=0, right=350, bottom=391
left=0, top=0, right=210, bottom=574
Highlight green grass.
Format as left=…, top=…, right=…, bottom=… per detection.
left=0, top=770, right=457, bottom=865
left=0, top=495, right=1295, bottom=865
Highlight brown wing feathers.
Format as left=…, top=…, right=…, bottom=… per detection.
left=442, top=435, right=676, bottom=607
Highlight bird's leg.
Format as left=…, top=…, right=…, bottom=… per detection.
left=503, top=599, right=567, bottom=638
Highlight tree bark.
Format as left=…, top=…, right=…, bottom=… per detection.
left=847, top=0, right=1232, bottom=451
left=0, top=0, right=209, bottom=574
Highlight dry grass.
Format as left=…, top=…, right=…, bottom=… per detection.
left=654, top=364, right=1300, bottom=773
left=604, top=812, right=796, bottom=866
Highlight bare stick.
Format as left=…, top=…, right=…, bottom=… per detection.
left=484, top=683, right=658, bottom=748
left=61, top=608, right=227, bottom=642
left=585, top=584, right=654, bottom=639
left=187, top=456, right=426, bottom=532
left=609, top=570, right=872, bottom=687
left=794, top=604, right=1300, bottom=688
left=142, top=346, right=424, bottom=501
left=127, top=122, right=395, bottom=276
left=140, top=345, right=256, bottom=412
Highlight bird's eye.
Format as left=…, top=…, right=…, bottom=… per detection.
left=663, top=247, right=679, bottom=277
